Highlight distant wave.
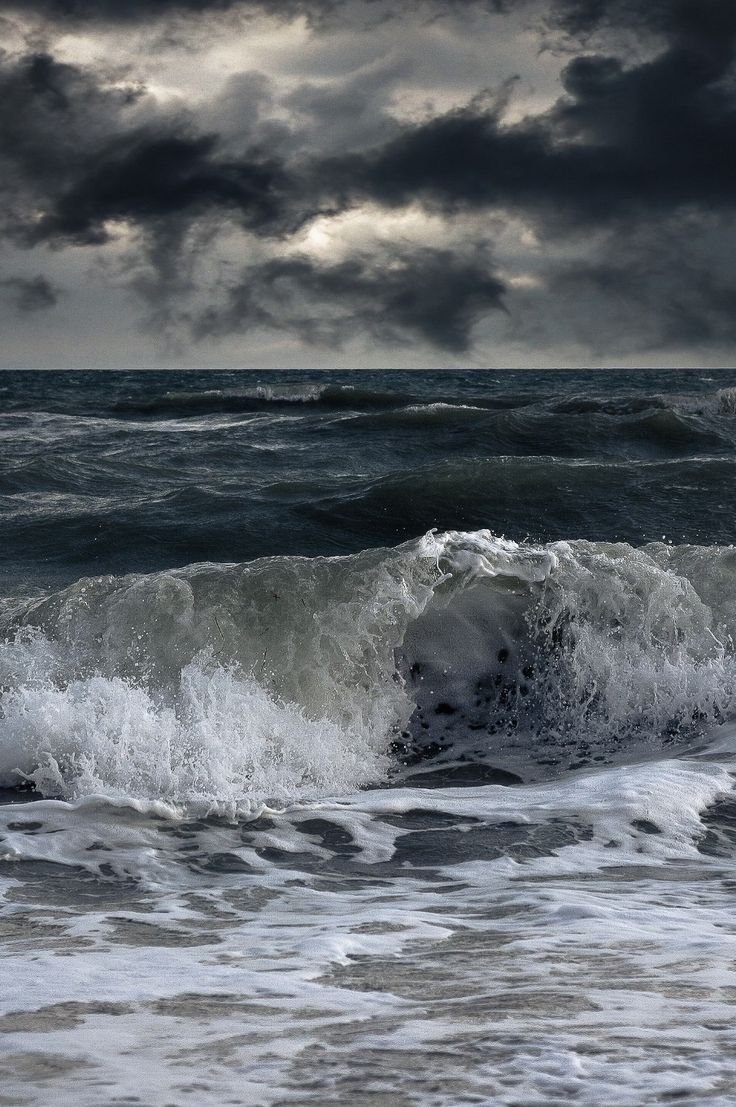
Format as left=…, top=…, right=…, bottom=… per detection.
left=345, top=402, right=491, bottom=428
left=111, top=383, right=415, bottom=416
left=345, top=397, right=731, bottom=454
left=97, top=384, right=736, bottom=463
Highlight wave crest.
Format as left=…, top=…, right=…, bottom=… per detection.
left=1, top=531, right=735, bottom=807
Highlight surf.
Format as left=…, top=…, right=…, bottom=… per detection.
left=0, top=529, right=734, bottom=810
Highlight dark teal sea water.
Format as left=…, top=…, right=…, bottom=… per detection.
left=2, top=368, right=735, bottom=593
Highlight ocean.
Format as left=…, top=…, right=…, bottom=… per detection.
left=2, top=367, right=736, bottom=1105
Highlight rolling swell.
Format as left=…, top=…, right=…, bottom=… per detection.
left=346, top=400, right=731, bottom=457
left=110, top=382, right=415, bottom=416
left=6, top=455, right=736, bottom=583
left=2, top=370, right=736, bottom=592
left=1, top=530, right=735, bottom=810
left=301, top=456, right=736, bottom=546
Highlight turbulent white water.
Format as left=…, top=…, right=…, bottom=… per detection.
left=1, top=529, right=735, bottom=809
left=1, top=723, right=735, bottom=1106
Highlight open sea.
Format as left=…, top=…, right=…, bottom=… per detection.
left=3, top=367, right=736, bottom=1106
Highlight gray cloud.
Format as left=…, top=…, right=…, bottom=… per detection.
left=0, top=0, right=519, bottom=25
left=0, top=0, right=735, bottom=362
left=546, top=219, right=736, bottom=354
left=334, top=22, right=736, bottom=226
left=193, top=244, right=507, bottom=351
left=0, top=53, right=296, bottom=247
left=0, top=0, right=255, bottom=21
left=0, top=274, right=59, bottom=312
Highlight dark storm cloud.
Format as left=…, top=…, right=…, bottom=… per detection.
left=33, top=133, right=291, bottom=244
left=551, top=0, right=736, bottom=42
left=335, top=3, right=736, bottom=227
left=3, top=0, right=732, bottom=35
left=0, top=0, right=518, bottom=23
left=193, top=246, right=507, bottom=352
left=2, top=0, right=736, bottom=356
left=0, top=52, right=143, bottom=241
left=0, top=274, right=59, bottom=312
left=0, top=53, right=294, bottom=247
left=0, top=0, right=248, bottom=20
left=0, top=53, right=136, bottom=182
left=0, top=0, right=361, bottom=27
left=495, top=213, right=736, bottom=358
left=582, top=261, right=736, bottom=352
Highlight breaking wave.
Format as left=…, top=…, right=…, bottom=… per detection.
left=1, top=530, right=736, bottom=811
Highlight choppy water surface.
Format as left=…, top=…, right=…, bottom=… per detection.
left=2, top=368, right=736, bottom=1105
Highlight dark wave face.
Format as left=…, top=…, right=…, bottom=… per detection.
left=1, top=368, right=736, bottom=594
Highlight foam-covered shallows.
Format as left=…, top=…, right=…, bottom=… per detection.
left=1, top=529, right=735, bottom=811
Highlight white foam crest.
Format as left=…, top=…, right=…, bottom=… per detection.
left=250, top=383, right=326, bottom=403
left=715, top=385, right=736, bottom=414
left=419, top=528, right=556, bottom=585
left=0, top=657, right=383, bottom=809
left=336, top=753, right=734, bottom=861
left=0, top=538, right=451, bottom=804
left=532, top=540, right=736, bottom=740
left=403, top=536, right=736, bottom=770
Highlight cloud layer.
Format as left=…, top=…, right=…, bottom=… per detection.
left=1, top=0, right=734, bottom=365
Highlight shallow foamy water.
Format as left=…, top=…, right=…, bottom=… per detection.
left=2, top=743, right=736, bottom=1106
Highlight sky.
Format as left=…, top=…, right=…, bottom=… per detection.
left=0, top=0, right=735, bottom=369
